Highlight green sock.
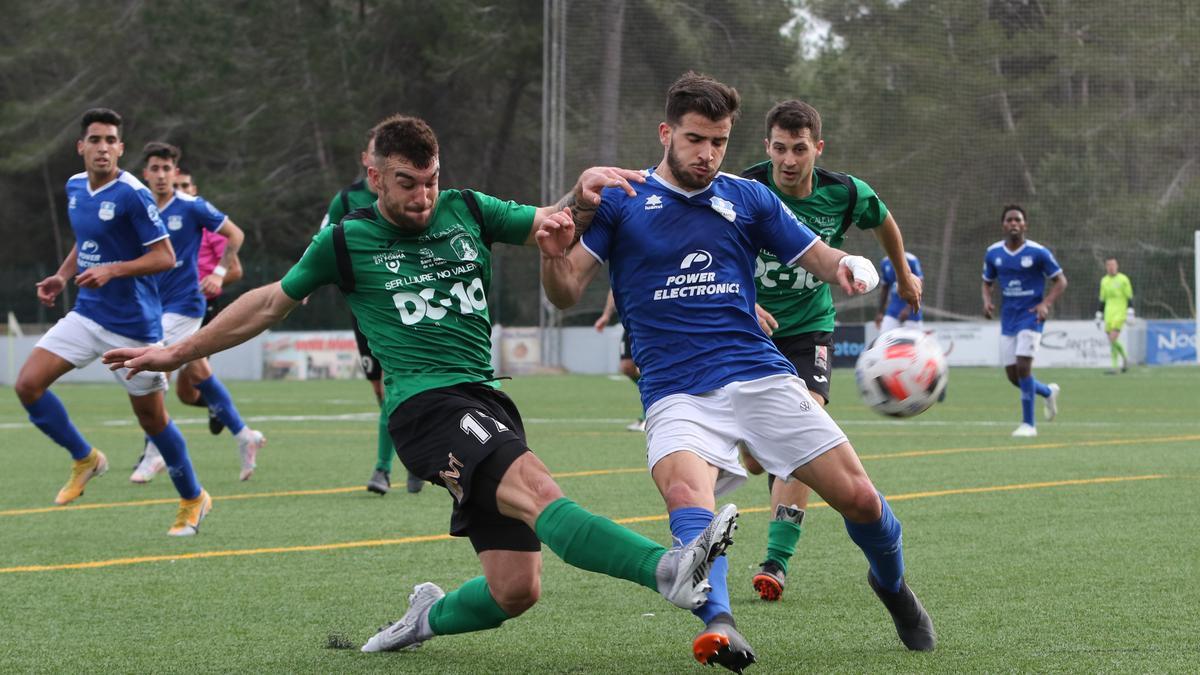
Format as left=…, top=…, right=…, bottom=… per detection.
left=427, top=576, right=509, bottom=635
left=1110, top=343, right=1120, bottom=369
left=375, top=408, right=393, bottom=473
left=765, top=519, right=802, bottom=574
left=535, top=497, right=664, bottom=591
left=1114, top=340, right=1127, bottom=363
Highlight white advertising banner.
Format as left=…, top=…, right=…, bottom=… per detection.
left=926, top=322, right=1001, bottom=367
left=262, top=330, right=362, bottom=380
left=915, top=321, right=1125, bottom=368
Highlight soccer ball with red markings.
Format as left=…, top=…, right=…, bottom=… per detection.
left=855, top=328, right=948, bottom=417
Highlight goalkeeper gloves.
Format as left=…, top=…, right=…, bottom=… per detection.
left=1126, top=307, right=1135, bottom=321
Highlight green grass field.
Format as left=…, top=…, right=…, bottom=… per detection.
left=2, top=367, right=1198, bottom=673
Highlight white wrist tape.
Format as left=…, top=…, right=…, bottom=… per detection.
left=212, top=265, right=228, bottom=278
left=838, top=255, right=879, bottom=293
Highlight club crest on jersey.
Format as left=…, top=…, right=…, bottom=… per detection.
left=680, top=250, right=712, bottom=271
left=450, top=233, right=479, bottom=262
left=167, top=215, right=183, bottom=231
left=1021, top=256, right=1033, bottom=268
left=385, top=259, right=401, bottom=273
left=709, top=196, right=736, bottom=222
left=645, top=194, right=663, bottom=211
left=68, top=196, right=77, bottom=210
left=994, top=257, right=1002, bottom=266
left=98, top=201, right=116, bottom=221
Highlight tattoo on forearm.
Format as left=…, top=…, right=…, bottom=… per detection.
left=554, top=191, right=597, bottom=240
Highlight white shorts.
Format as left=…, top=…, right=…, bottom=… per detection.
left=162, top=312, right=203, bottom=346
left=879, top=315, right=924, bottom=335
left=1000, top=330, right=1042, bottom=366
left=36, top=311, right=168, bottom=396
left=644, top=374, right=848, bottom=497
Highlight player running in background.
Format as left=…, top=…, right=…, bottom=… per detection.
left=129, top=143, right=265, bottom=483
left=593, top=289, right=644, bottom=431
left=540, top=73, right=936, bottom=669
left=739, top=99, right=922, bottom=603
left=319, top=128, right=422, bottom=496
left=877, top=252, right=925, bottom=333
left=1096, top=256, right=1134, bottom=374
left=104, top=114, right=734, bottom=660
left=13, top=109, right=210, bottom=535
left=982, top=204, right=1067, bottom=438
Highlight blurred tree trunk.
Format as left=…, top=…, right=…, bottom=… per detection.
left=596, top=0, right=626, bottom=165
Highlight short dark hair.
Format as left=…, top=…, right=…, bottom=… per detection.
left=665, top=72, right=741, bottom=126
left=141, top=141, right=181, bottom=165
left=766, top=100, right=821, bottom=141
left=1001, top=204, right=1026, bottom=222
left=80, top=108, right=122, bottom=138
left=372, top=115, right=438, bottom=168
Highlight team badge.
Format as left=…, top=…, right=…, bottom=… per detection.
left=994, top=257, right=1002, bottom=266
left=450, top=233, right=479, bottom=262
left=385, top=259, right=401, bottom=273
left=709, top=196, right=737, bottom=222
left=167, top=215, right=183, bottom=231
left=814, top=345, right=829, bottom=371
left=98, top=201, right=116, bottom=221
left=1021, top=255, right=1033, bottom=268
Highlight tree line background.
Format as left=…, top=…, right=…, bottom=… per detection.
left=1, top=0, right=1196, bottom=331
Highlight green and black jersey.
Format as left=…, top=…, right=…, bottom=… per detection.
left=318, top=178, right=376, bottom=230
left=742, top=160, right=889, bottom=336
left=283, top=189, right=535, bottom=412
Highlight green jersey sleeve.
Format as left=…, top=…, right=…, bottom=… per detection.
left=850, top=175, right=888, bottom=230
left=319, top=192, right=345, bottom=232
left=280, top=227, right=340, bottom=300
left=472, top=191, right=537, bottom=245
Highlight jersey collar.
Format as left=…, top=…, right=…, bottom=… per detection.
left=648, top=167, right=714, bottom=199
left=85, top=171, right=123, bottom=198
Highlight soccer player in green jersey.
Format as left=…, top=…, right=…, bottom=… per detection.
left=740, top=99, right=922, bottom=602
left=1096, top=257, right=1134, bottom=373
left=103, top=114, right=738, bottom=660
left=318, top=128, right=422, bottom=496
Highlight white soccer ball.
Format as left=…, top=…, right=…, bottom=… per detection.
left=855, top=328, right=948, bottom=418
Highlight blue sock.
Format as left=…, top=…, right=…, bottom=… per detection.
left=1019, top=376, right=1036, bottom=426
left=1033, top=379, right=1051, bottom=398
left=195, top=375, right=245, bottom=435
left=149, top=420, right=202, bottom=499
left=669, top=507, right=731, bottom=624
left=844, top=493, right=905, bottom=593
left=24, top=391, right=92, bottom=459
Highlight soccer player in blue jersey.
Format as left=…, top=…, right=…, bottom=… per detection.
left=129, top=142, right=265, bottom=483
left=877, top=252, right=925, bottom=333
left=13, top=109, right=211, bottom=535
left=981, top=204, right=1067, bottom=437
left=539, top=73, right=936, bottom=669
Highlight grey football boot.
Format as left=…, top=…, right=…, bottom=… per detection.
left=655, top=503, right=739, bottom=609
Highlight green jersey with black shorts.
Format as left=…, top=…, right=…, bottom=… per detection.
left=742, top=161, right=889, bottom=403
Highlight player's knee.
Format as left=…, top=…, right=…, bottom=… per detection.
left=491, top=578, right=541, bottom=617
left=660, top=480, right=710, bottom=510
left=134, top=407, right=170, bottom=435
left=13, top=374, right=45, bottom=405
left=839, top=480, right=882, bottom=523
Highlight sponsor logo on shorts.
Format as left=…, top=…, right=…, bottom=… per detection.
left=814, top=345, right=829, bottom=371
left=440, top=453, right=465, bottom=503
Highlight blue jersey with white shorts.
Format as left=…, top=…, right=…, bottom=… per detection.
left=982, top=239, right=1063, bottom=335
left=880, top=253, right=923, bottom=321
left=156, top=191, right=227, bottom=317
left=581, top=169, right=820, bottom=409
left=66, top=170, right=169, bottom=342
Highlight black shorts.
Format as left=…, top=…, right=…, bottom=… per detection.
left=388, top=382, right=540, bottom=553
left=200, top=297, right=225, bottom=327
left=619, top=329, right=633, bottom=361
left=350, top=315, right=382, bottom=381
left=772, top=331, right=834, bottom=403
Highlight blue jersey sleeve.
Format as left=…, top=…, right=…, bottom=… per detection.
left=128, top=187, right=168, bottom=246
left=750, top=184, right=817, bottom=264
left=1039, top=247, right=1063, bottom=277
left=879, top=258, right=896, bottom=285
left=908, top=255, right=924, bottom=278
left=982, top=251, right=997, bottom=281
left=193, top=197, right=228, bottom=233
left=580, top=186, right=623, bottom=264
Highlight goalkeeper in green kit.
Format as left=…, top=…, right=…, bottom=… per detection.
left=1096, top=256, right=1134, bottom=374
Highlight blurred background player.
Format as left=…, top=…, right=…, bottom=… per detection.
left=739, top=99, right=922, bottom=602
left=1096, top=256, right=1134, bottom=374
left=13, top=108, right=210, bottom=535
left=593, top=289, right=643, bottom=431
left=877, top=252, right=925, bottom=333
left=319, top=128, right=422, bottom=496
left=982, top=204, right=1066, bottom=438
left=173, top=166, right=245, bottom=435
left=130, top=142, right=265, bottom=483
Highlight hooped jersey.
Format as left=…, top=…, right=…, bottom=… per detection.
left=281, top=190, right=534, bottom=413
left=65, top=170, right=169, bottom=342
left=742, top=161, right=888, bottom=336
left=881, top=252, right=923, bottom=321
left=581, top=168, right=819, bottom=410
left=156, top=191, right=227, bottom=317
left=982, top=239, right=1063, bottom=335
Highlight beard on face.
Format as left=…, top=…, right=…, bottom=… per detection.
left=666, top=139, right=718, bottom=191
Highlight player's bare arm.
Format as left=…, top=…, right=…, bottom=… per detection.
left=875, top=281, right=891, bottom=328
left=872, top=213, right=922, bottom=311
left=76, top=238, right=175, bottom=288
left=537, top=208, right=603, bottom=308
left=754, top=303, right=779, bottom=336
left=103, top=281, right=298, bottom=376
left=795, top=240, right=879, bottom=296
left=1034, top=272, right=1068, bottom=320
left=36, top=245, right=79, bottom=306
left=981, top=280, right=995, bottom=319
left=594, top=290, right=617, bottom=331
left=528, top=166, right=645, bottom=243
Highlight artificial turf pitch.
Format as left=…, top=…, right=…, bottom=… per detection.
left=1, top=366, right=1197, bottom=673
